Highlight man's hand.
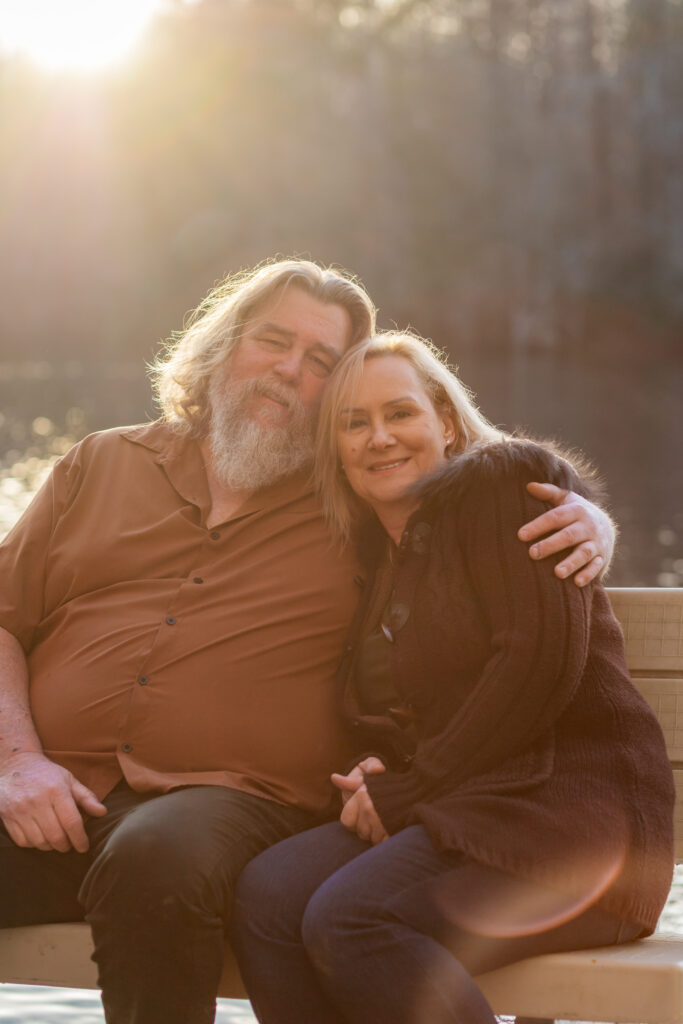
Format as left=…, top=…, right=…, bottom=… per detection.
left=518, top=483, right=615, bottom=587
left=0, top=752, right=107, bottom=853
left=331, top=763, right=388, bottom=845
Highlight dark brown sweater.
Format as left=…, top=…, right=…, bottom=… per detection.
left=341, top=440, right=674, bottom=935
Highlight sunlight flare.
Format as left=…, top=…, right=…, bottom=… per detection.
left=0, top=0, right=163, bottom=71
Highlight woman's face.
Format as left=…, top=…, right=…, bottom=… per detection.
left=336, top=355, right=455, bottom=533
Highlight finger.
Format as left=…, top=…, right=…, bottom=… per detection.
left=71, top=781, right=107, bottom=818
left=370, top=820, right=388, bottom=845
left=358, top=757, right=386, bottom=776
left=15, top=817, right=52, bottom=852
left=331, top=773, right=363, bottom=792
left=528, top=523, right=585, bottom=561
left=33, top=805, right=73, bottom=853
left=553, top=542, right=598, bottom=579
left=340, top=789, right=364, bottom=831
left=340, top=801, right=358, bottom=831
left=53, top=793, right=90, bottom=853
left=573, top=556, right=604, bottom=588
left=518, top=505, right=579, bottom=544
left=3, top=818, right=30, bottom=849
left=525, top=481, right=569, bottom=506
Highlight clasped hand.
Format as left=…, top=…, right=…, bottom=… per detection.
left=331, top=756, right=388, bottom=845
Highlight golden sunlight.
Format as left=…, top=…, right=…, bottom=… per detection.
left=0, top=0, right=163, bottom=72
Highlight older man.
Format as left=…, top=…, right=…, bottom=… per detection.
left=0, top=259, right=613, bottom=1024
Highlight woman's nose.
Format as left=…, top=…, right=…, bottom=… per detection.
left=368, top=423, right=395, bottom=449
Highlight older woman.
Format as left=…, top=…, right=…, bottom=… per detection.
left=231, top=333, right=674, bottom=1024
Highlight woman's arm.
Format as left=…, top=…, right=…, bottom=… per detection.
left=365, top=465, right=595, bottom=833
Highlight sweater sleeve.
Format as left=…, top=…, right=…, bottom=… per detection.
left=366, top=463, right=594, bottom=834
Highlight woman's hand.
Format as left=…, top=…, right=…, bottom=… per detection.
left=331, top=759, right=388, bottom=844
left=518, top=483, right=615, bottom=587
left=331, top=756, right=386, bottom=806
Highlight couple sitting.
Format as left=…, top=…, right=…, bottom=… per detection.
left=0, top=260, right=673, bottom=1024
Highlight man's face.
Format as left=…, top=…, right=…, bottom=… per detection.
left=223, top=285, right=352, bottom=427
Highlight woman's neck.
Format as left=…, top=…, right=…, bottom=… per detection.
left=374, top=505, right=415, bottom=547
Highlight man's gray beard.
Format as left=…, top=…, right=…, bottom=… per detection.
left=207, top=376, right=316, bottom=492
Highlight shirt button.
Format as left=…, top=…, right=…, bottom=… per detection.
left=210, top=531, right=220, bottom=541
left=121, top=743, right=133, bottom=753
left=138, top=675, right=148, bottom=686
left=193, top=577, right=204, bottom=584
left=166, top=616, right=176, bottom=625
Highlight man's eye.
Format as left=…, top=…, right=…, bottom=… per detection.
left=308, top=354, right=333, bottom=375
left=260, top=336, right=286, bottom=349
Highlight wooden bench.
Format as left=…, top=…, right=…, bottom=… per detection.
left=1, top=587, right=682, bottom=1022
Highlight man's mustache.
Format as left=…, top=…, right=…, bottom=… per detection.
left=238, top=378, right=308, bottom=420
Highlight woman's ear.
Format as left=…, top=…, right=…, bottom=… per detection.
left=441, top=411, right=457, bottom=450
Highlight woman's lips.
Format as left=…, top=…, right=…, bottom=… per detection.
left=368, top=458, right=409, bottom=473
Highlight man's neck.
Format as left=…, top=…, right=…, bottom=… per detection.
left=199, top=438, right=252, bottom=527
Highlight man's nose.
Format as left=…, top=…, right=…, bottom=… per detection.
left=272, top=349, right=303, bottom=382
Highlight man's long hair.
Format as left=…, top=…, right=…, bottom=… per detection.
left=151, top=259, right=376, bottom=437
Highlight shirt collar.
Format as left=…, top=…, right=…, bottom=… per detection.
left=120, top=420, right=315, bottom=523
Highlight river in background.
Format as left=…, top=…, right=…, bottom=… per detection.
left=0, top=351, right=681, bottom=582
left=0, top=352, right=681, bottom=1021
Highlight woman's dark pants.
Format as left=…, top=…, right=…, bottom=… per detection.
left=231, top=822, right=642, bottom=1024
left=0, top=780, right=314, bottom=1024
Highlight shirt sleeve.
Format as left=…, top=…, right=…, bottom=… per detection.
left=366, top=463, right=594, bottom=834
left=0, top=445, right=83, bottom=652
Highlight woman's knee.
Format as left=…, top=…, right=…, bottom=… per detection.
left=300, top=874, right=373, bottom=976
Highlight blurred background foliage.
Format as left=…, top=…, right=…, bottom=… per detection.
left=0, top=0, right=681, bottom=584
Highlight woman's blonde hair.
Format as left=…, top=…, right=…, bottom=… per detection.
left=315, top=331, right=503, bottom=543
left=151, top=258, right=375, bottom=436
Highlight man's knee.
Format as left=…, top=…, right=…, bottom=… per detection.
left=81, top=793, right=230, bottom=920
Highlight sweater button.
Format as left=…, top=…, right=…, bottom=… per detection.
left=411, top=522, right=432, bottom=554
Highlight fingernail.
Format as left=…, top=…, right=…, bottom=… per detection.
left=556, top=566, right=568, bottom=578
left=530, top=545, right=540, bottom=558
left=518, top=527, right=529, bottom=540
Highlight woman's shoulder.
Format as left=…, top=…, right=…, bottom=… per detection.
left=416, top=437, right=605, bottom=512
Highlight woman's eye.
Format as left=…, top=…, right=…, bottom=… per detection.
left=390, top=408, right=411, bottom=420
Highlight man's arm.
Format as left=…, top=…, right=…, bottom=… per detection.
left=0, top=626, right=106, bottom=853
left=518, top=483, right=616, bottom=588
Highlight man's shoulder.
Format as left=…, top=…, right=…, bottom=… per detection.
left=76, top=420, right=185, bottom=458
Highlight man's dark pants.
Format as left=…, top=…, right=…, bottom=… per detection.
left=0, top=780, right=315, bottom=1024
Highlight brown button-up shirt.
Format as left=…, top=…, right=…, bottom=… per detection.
left=0, top=422, right=360, bottom=811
